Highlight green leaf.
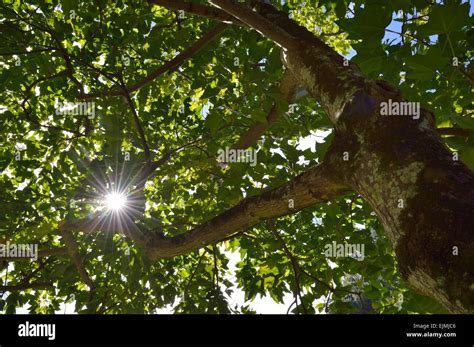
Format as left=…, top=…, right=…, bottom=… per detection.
left=205, top=111, right=223, bottom=137
left=337, top=4, right=392, bottom=42
left=418, top=3, right=471, bottom=35
left=404, top=48, right=449, bottom=81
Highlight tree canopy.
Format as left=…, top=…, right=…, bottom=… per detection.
left=0, top=0, right=472, bottom=314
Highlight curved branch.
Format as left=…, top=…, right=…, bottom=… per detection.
left=0, top=282, right=53, bottom=291
left=232, top=69, right=299, bottom=149
left=1, top=247, right=68, bottom=261
left=60, top=161, right=349, bottom=260
left=81, top=22, right=228, bottom=99
left=144, top=162, right=350, bottom=259
left=211, top=0, right=367, bottom=124
left=210, top=0, right=299, bottom=51
left=147, top=0, right=244, bottom=26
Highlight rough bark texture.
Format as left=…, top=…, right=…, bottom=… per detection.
left=326, top=108, right=474, bottom=313
left=64, top=0, right=473, bottom=312
left=62, top=164, right=349, bottom=259
left=147, top=0, right=244, bottom=25
left=241, top=1, right=474, bottom=313
left=144, top=164, right=349, bottom=259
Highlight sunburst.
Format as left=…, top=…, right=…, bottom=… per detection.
left=104, top=192, right=128, bottom=212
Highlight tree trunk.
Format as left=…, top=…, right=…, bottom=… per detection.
left=325, top=101, right=474, bottom=313
left=287, top=38, right=474, bottom=313
left=151, top=0, right=474, bottom=312
left=284, top=41, right=474, bottom=313
left=234, top=1, right=474, bottom=312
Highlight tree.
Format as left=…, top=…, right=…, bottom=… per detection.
left=0, top=0, right=472, bottom=314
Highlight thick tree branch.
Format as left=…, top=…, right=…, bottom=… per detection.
left=144, top=162, right=350, bottom=259
left=210, top=0, right=299, bottom=51
left=210, top=1, right=474, bottom=313
left=0, top=282, right=53, bottom=291
left=1, top=247, right=68, bottom=262
left=59, top=161, right=350, bottom=260
left=232, top=69, right=299, bottom=149
left=211, top=0, right=368, bottom=123
left=147, top=0, right=244, bottom=26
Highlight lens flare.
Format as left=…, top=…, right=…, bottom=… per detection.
left=104, top=192, right=127, bottom=211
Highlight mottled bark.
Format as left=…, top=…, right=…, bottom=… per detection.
left=237, top=1, right=474, bottom=312
left=65, top=0, right=472, bottom=312
left=62, top=164, right=349, bottom=259
left=325, top=105, right=474, bottom=313
left=146, top=0, right=244, bottom=26
left=145, top=164, right=349, bottom=259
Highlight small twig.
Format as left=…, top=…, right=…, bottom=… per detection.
left=119, top=83, right=151, bottom=161
left=437, top=127, right=470, bottom=138
left=286, top=298, right=296, bottom=314
left=268, top=221, right=307, bottom=314
left=183, top=250, right=207, bottom=299
left=212, top=246, right=219, bottom=290
left=80, top=23, right=228, bottom=99
left=325, top=292, right=332, bottom=313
